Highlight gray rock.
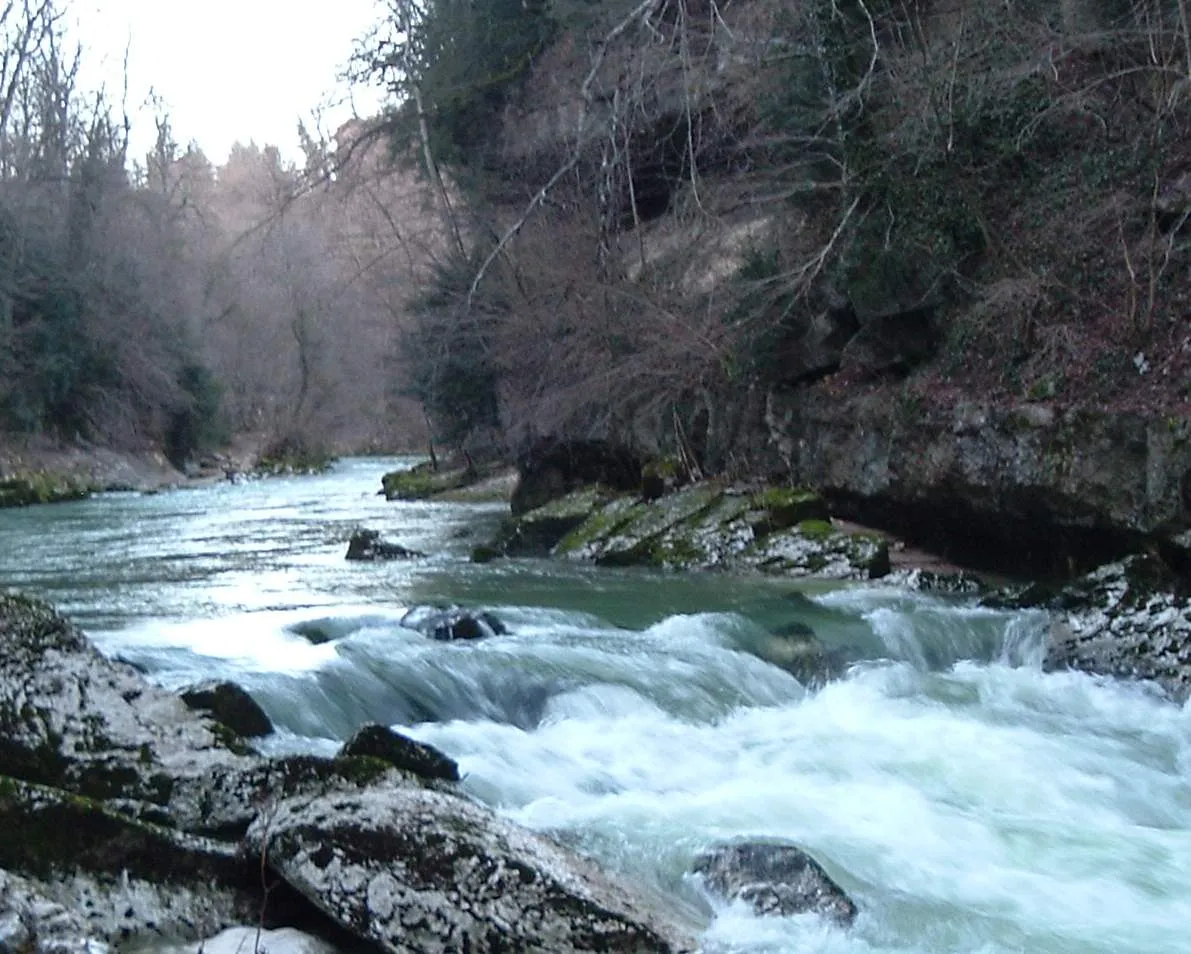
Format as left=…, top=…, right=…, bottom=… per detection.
left=244, top=786, right=695, bottom=954
left=180, top=681, right=273, bottom=738
left=692, top=841, right=856, bottom=925
left=346, top=528, right=424, bottom=561
left=752, top=623, right=848, bottom=687
left=763, top=391, right=1191, bottom=579
left=1043, top=554, right=1191, bottom=701
left=0, top=593, right=253, bottom=805
left=0, top=868, right=106, bottom=954
left=339, top=724, right=460, bottom=783
left=400, top=606, right=508, bottom=641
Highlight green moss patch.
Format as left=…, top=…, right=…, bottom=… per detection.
left=0, top=474, right=89, bottom=508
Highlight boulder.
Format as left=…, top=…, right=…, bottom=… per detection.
left=0, top=592, right=252, bottom=804
left=345, top=528, right=425, bottom=561
left=763, top=390, right=1191, bottom=579
left=243, top=785, right=695, bottom=954
left=400, top=606, right=509, bottom=641
left=339, top=725, right=461, bottom=783
left=546, top=482, right=888, bottom=579
left=691, top=841, right=856, bottom=925
left=1041, top=554, right=1191, bottom=701
left=180, top=681, right=274, bottom=738
left=0, top=868, right=103, bottom=954
left=382, top=460, right=473, bottom=501
left=0, top=776, right=253, bottom=941
left=511, top=439, right=642, bottom=516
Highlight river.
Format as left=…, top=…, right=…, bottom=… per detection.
left=1, top=457, right=1188, bottom=954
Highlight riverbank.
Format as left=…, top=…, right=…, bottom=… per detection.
left=0, top=437, right=184, bottom=497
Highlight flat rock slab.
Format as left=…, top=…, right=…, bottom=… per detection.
left=245, top=786, right=695, bottom=954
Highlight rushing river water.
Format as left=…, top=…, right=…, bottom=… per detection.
left=2, top=457, right=1189, bottom=954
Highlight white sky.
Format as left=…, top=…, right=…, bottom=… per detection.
left=70, top=0, right=388, bottom=166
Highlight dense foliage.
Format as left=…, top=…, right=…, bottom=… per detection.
left=0, top=1, right=438, bottom=464
left=356, top=0, right=1191, bottom=462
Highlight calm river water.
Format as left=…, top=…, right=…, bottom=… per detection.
left=1, top=457, right=1188, bottom=954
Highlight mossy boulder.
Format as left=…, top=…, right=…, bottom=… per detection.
left=493, top=485, right=622, bottom=557
left=0, top=775, right=242, bottom=884
left=381, top=461, right=473, bottom=501
left=0, top=473, right=90, bottom=508
left=538, top=481, right=887, bottom=579
left=0, top=591, right=254, bottom=806
left=339, top=724, right=460, bottom=783
left=180, top=681, right=274, bottom=739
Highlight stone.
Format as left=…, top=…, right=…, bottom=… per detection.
left=511, top=438, right=642, bottom=516
left=0, top=593, right=252, bottom=805
left=0, top=868, right=106, bottom=954
left=691, top=841, right=857, bottom=925
left=1042, top=554, right=1191, bottom=701
left=345, top=528, right=424, bottom=561
left=339, top=725, right=460, bottom=783
left=243, top=786, right=695, bottom=954
left=752, top=623, right=848, bottom=687
left=400, top=606, right=508, bottom=641
left=180, top=681, right=273, bottom=738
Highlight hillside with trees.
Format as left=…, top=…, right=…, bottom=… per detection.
left=0, top=0, right=447, bottom=471
left=354, top=0, right=1191, bottom=475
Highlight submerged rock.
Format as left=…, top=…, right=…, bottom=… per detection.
left=1042, top=554, right=1191, bottom=701
left=345, top=528, right=425, bottom=561
left=750, top=622, right=848, bottom=687
left=692, top=841, right=856, bottom=925
left=180, top=681, right=273, bottom=738
left=400, top=605, right=508, bottom=641
left=339, top=724, right=460, bottom=783
left=244, top=785, right=695, bottom=954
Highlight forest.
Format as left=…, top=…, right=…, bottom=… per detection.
left=3, top=0, right=1190, bottom=474
left=0, top=0, right=445, bottom=469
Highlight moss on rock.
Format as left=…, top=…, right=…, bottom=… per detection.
left=0, top=474, right=90, bottom=508
left=382, top=461, right=472, bottom=500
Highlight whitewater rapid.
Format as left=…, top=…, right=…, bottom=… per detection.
left=1, top=458, right=1187, bottom=954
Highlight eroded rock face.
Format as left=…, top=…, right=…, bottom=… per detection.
left=1041, top=555, right=1191, bottom=701
left=765, top=391, right=1191, bottom=578
left=339, top=725, right=461, bottom=783
left=180, top=681, right=274, bottom=738
left=244, top=786, right=695, bottom=954
left=692, top=841, right=856, bottom=926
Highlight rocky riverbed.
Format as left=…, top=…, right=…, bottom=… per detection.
left=0, top=592, right=711, bottom=953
